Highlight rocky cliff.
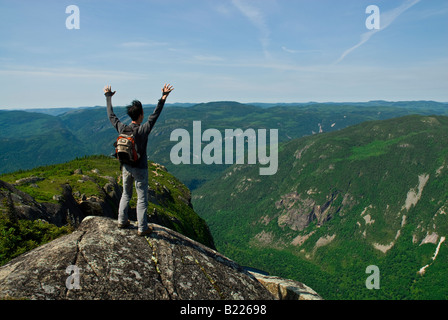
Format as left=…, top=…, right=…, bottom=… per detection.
left=0, top=156, right=215, bottom=249
left=0, top=216, right=321, bottom=300
left=0, top=156, right=322, bottom=300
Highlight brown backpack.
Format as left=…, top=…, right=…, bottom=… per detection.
left=114, top=132, right=140, bottom=166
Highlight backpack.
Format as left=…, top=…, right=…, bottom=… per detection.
left=114, top=130, right=140, bottom=166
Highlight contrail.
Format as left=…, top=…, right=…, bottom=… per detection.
left=336, top=0, right=421, bottom=64
left=231, top=0, right=271, bottom=58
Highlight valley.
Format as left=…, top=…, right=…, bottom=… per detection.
left=193, top=114, right=448, bottom=299
left=2, top=100, right=448, bottom=189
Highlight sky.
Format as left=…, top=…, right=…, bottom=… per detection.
left=0, top=0, right=447, bottom=109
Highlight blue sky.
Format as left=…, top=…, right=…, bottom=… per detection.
left=0, top=0, right=447, bottom=108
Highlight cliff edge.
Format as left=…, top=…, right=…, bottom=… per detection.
left=0, top=216, right=321, bottom=300
left=0, top=216, right=270, bottom=299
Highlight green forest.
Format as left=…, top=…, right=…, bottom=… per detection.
left=193, top=115, right=448, bottom=299
left=1, top=103, right=448, bottom=300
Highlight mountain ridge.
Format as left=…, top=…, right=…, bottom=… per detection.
left=193, top=114, right=448, bottom=299
left=2, top=101, right=448, bottom=191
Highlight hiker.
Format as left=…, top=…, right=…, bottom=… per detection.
left=104, top=84, right=174, bottom=236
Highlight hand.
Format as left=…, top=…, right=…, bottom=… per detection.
left=104, top=85, right=116, bottom=97
left=161, top=83, right=174, bottom=99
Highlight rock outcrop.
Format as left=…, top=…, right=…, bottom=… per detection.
left=275, top=191, right=337, bottom=232
left=249, top=272, right=322, bottom=300
left=0, top=158, right=322, bottom=300
left=0, top=178, right=113, bottom=228
left=0, top=179, right=48, bottom=221
left=0, top=216, right=275, bottom=300
left=0, top=158, right=216, bottom=249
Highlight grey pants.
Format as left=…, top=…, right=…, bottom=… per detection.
left=118, top=164, right=149, bottom=232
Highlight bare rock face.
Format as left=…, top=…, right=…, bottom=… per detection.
left=0, top=216, right=274, bottom=300
left=275, top=191, right=337, bottom=231
left=0, top=179, right=48, bottom=221
left=0, top=179, right=110, bottom=228
left=249, top=272, right=322, bottom=300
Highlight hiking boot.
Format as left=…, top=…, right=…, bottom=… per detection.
left=118, top=220, right=131, bottom=229
left=138, top=225, right=153, bottom=236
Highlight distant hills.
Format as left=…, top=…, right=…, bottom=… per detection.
left=193, top=114, right=448, bottom=299
left=0, top=110, right=88, bottom=173
left=1, top=100, right=447, bottom=190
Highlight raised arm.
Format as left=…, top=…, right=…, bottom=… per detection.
left=141, top=84, right=174, bottom=135
left=104, top=85, right=125, bottom=133
left=161, top=83, right=174, bottom=101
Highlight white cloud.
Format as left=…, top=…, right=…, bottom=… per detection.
left=193, top=55, right=225, bottom=62
left=231, top=0, right=271, bottom=58
left=281, top=46, right=323, bottom=55
left=213, top=3, right=232, bottom=15
left=336, top=0, right=421, bottom=64
left=120, top=41, right=168, bottom=48
left=0, top=66, right=147, bottom=80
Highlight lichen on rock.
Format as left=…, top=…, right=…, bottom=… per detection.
left=0, top=216, right=274, bottom=300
